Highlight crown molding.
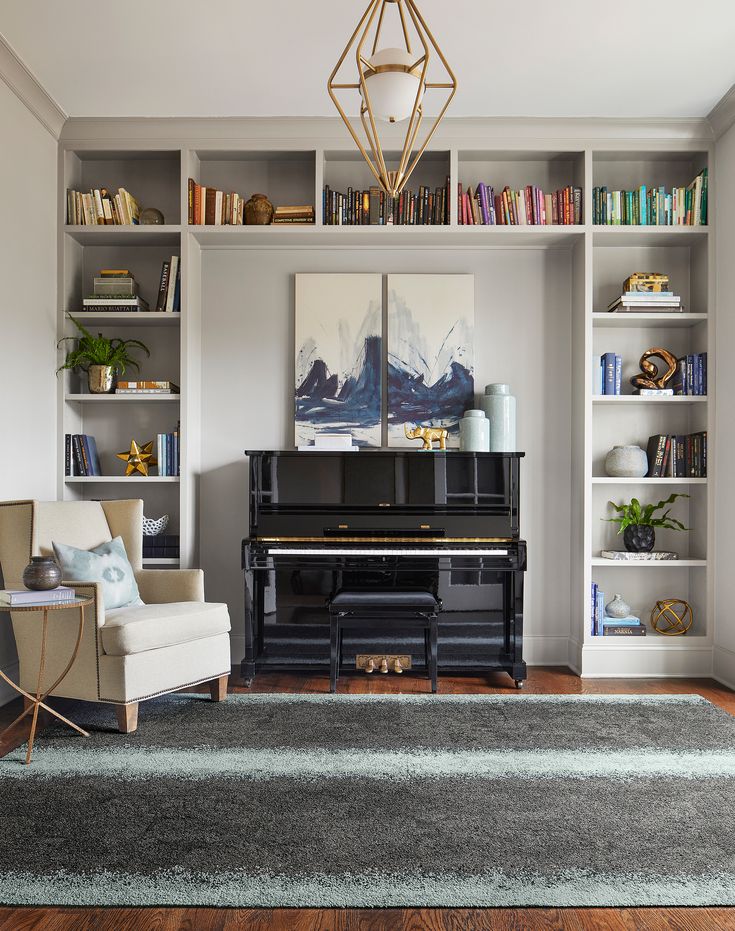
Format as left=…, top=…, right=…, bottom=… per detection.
left=0, top=33, right=66, bottom=139
left=708, top=84, right=735, bottom=139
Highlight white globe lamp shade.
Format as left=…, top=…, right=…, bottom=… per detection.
left=362, top=47, right=424, bottom=122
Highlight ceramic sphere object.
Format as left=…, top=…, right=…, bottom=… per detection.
left=139, top=207, right=165, bottom=225
left=605, top=445, right=648, bottom=478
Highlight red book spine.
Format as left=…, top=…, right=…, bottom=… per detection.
left=194, top=184, right=202, bottom=225
left=525, top=185, right=534, bottom=225
left=457, top=183, right=463, bottom=225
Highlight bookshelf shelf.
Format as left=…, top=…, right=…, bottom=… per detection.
left=64, top=476, right=180, bottom=484
left=592, top=395, right=707, bottom=404
left=64, top=312, right=180, bottom=327
left=592, top=226, right=708, bottom=247
left=142, top=558, right=181, bottom=567
left=591, top=476, right=707, bottom=484
left=592, top=313, right=707, bottom=329
left=591, top=558, right=707, bottom=568
left=64, top=225, right=182, bottom=246
left=584, top=635, right=711, bottom=649
left=65, top=394, right=179, bottom=403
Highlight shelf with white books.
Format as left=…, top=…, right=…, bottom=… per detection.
left=590, top=557, right=707, bottom=568
left=591, top=476, right=707, bottom=484
left=64, top=476, right=180, bottom=484
left=64, top=312, right=180, bottom=328
left=592, top=395, right=707, bottom=405
left=592, top=313, right=707, bottom=329
left=65, top=394, right=180, bottom=402
left=64, top=225, right=182, bottom=247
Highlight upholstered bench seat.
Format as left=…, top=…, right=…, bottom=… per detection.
left=102, top=602, right=231, bottom=657
left=329, top=589, right=440, bottom=610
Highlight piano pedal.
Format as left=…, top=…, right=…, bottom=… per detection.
left=364, top=658, right=375, bottom=674
left=393, top=658, right=404, bottom=674
left=356, top=654, right=412, bottom=673
left=379, top=658, right=389, bottom=674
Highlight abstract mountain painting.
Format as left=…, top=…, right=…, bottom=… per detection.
left=387, top=274, right=474, bottom=447
left=295, top=273, right=383, bottom=447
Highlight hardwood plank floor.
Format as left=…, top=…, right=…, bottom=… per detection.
left=0, top=666, right=733, bottom=930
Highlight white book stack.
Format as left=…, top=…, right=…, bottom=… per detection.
left=298, top=433, right=358, bottom=451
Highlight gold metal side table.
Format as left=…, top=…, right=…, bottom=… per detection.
left=0, top=596, right=93, bottom=764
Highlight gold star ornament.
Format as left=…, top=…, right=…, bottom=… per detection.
left=116, top=439, right=157, bottom=477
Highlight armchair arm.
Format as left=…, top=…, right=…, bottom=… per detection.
left=135, top=568, right=205, bottom=604
left=62, top=580, right=105, bottom=627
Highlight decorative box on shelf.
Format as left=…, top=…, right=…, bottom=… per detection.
left=600, top=551, right=679, bottom=561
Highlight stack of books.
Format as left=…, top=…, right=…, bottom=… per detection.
left=116, top=380, right=179, bottom=395
left=672, top=353, right=707, bottom=395
left=156, top=430, right=180, bottom=476
left=646, top=432, right=707, bottom=477
left=188, top=180, right=246, bottom=225
left=272, top=205, right=314, bottom=225
left=82, top=268, right=149, bottom=313
left=590, top=584, right=646, bottom=636
left=323, top=181, right=450, bottom=226
left=593, top=352, right=623, bottom=395
left=458, top=183, right=582, bottom=225
left=0, top=586, right=77, bottom=606
left=607, top=292, right=682, bottom=314
left=298, top=433, right=358, bottom=452
left=66, top=187, right=140, bottom=225
left=592, top=169, right=707, bottom=225
left=64, top=434, right=102, bottom=476
left=155, top=256, right=180, bottom=312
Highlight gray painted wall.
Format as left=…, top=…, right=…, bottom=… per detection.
left=200, top=247, right=573, bottom=663
left=0, top=77, right=58, bottom=698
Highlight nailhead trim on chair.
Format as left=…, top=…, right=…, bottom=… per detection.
left=97, top=669, right=231, bottom=705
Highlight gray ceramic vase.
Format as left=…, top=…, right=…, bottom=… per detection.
left=479, top=384, right=516, bottom=452
left=605, top=445, right=648, bottom=478
left=22, top=556, right=62, bottom=591
left=605, top=593, right=631, bottom=618
left=459, top=410, right=490, bottom=451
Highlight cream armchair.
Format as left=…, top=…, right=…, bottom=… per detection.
left=0, top=499, right=231, bottom=733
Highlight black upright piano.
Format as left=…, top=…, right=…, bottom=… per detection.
left=242, top=450, right=527, bottom=687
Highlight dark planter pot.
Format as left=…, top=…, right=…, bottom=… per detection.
left=22, top=556, right=62, bottom=591
left=623, top=524, right=655, bottom=553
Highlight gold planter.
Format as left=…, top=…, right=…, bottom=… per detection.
left=87, top=365, right=115, bottom=394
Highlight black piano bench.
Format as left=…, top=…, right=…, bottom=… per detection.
left=327, top=589, right=441, bottom=694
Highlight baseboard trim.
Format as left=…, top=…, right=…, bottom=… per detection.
left=0, top=33, right=66, bottom=138
left=713, top=645, right=735, bottom=691
left=580, top=643, right=713, bottom=678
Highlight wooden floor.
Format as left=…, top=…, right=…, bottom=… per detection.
left=1, top=666, right=734, bottom=931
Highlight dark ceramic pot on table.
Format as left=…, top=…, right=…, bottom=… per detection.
left=22, top=556, right=62, bottom=591
left=623, top=524, right=655, bottom=553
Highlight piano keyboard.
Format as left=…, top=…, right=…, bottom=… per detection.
left=269, top=547, right=509, bottom=557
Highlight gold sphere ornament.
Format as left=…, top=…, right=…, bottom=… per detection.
left=650, top=598, right=693, bottom=636
left=116, top=439, right=157, bottom=477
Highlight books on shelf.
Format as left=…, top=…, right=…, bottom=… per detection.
left=607, top=292, right=682, bottom=313
left=143, top=534, right=180, bottom=559
left=155, top=256, right=181, bottom=312
left=645, top=432, right=707, bottom=477
left=116, top=381, right=179, bottom=395
left=671, top=353, right=707, bottom=396
left=594, top=352, right=623, bottom=395
left=82, top=296, right=150, bottom=312
left=458, top=183, right=582, bottom=226
left=591, top=584, right=647, bottom=637
left=323, top=179, right=450, bottom=226
left=272, top=205, right=315, bottom=224
left=66, top=187, right=141, bottom=225
left=156, top=430, right=180, bottom=476
left=592, top=169, right=707, bottom=225
left=65, top=434, right=101, bottom=477
left=0, top=586, right=76, bottom=606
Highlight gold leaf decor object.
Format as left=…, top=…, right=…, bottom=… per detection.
left=651, top=599, right=693, bottom=636
left=116, top=439, right=157, bottom=477
left=630, top=347, right=679, bottom=391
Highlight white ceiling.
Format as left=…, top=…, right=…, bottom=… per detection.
left=2, top=0, right=734, bottom=120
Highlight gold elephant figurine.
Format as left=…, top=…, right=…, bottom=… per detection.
left=404, top=423, right=448, bottom=451
left=630, top=347, right=679, bottom=391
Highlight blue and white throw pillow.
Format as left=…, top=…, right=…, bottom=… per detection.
left=52, top=536, right=143, bottom=610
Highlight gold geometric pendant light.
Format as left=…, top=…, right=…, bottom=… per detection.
left=328, top=0, right=457, bottom=198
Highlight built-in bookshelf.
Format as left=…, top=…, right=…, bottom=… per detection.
left=57, top=123, right=714, bottom=676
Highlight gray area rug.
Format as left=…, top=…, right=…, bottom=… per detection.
left=1, top=692, right=735, bottom=907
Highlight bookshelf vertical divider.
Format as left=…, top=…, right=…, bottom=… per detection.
left=57, top=123, right=715, bottom=675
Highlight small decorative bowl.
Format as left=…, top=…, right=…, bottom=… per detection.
left=143, top=514, right=169, bottom=537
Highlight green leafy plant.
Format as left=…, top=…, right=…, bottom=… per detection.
left=604, top=493, right=689, bottom=534
left=57, top=315, right=150, bottom=375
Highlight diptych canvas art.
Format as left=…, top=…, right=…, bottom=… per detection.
left=294, top=273, right=383, bottom=447
left=387, top=274, right=474, bottom=447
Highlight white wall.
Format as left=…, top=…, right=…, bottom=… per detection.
left=0, top=76, right=58, bottom=698
left=714, top=122, right=735, bottom=687
left=199, top=247, right=573, bottom=665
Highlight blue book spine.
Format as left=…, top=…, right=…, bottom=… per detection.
left=160, top=433, right=167, bottom=477
left=167, top=433, right=173, bottom=477
left=603, top=352, right=616, bottom=395
left=702, top=352, right=707, bottom=395
left=80, top=435, right=95, bottom=476
left=639, top=185, right=647, bottom=224
left=595, top=590, right=605, bottom=636
left=614, top=354, right=622, bottom=395
left=603, top=616, right=642, bottom=626
left=686, top=355, right=694, bottom=396
left=591, top=582, right=598, bottom=636
left=658, top=186, right=665, bottom=224
left=86, top=435, right=101, bottom=476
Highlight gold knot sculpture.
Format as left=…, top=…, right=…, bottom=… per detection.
left=116, top=439, right=157, bottom=477
left=650, top=599, right=693, bottom=636
left=404, top=423, right=448, bottom=451
left=630, top=347, right=679, bottom=391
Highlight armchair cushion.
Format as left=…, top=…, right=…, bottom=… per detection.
left=53, top=536, right=142, bottom=610
left=101, top=601, right=230, bottom=657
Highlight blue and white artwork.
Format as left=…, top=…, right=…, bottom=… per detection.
left=387, top=274, right=474, bottom=447
left=295, top=273, right=383, bottom=447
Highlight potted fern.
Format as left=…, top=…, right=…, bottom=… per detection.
left=57, top=316, right=150, bottom=393
left=604, top=493, right=689, bottom=553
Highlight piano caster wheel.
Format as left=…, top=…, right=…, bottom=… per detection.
left=244, top=678, right=253, bottom=688
left=515, top=679, right=524, bottom=689
left=380, top=658, right=389, bottom=674
left=364, top=659, right=375, bottom=674
left=393, top=658, right=404, bottom=674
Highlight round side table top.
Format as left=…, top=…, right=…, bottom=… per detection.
left=3, top=596, right=93, bottom=612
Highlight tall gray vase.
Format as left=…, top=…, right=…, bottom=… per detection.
left=480, top=384, right=516, bottom=452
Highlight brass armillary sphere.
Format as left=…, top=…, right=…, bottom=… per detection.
left=327, top=0, right=457, bottom=199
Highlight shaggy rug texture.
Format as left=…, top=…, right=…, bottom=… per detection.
left=1, top=692, right=734, bottom=907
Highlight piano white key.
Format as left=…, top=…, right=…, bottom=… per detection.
left=268, top=548, right=508, bottom=557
